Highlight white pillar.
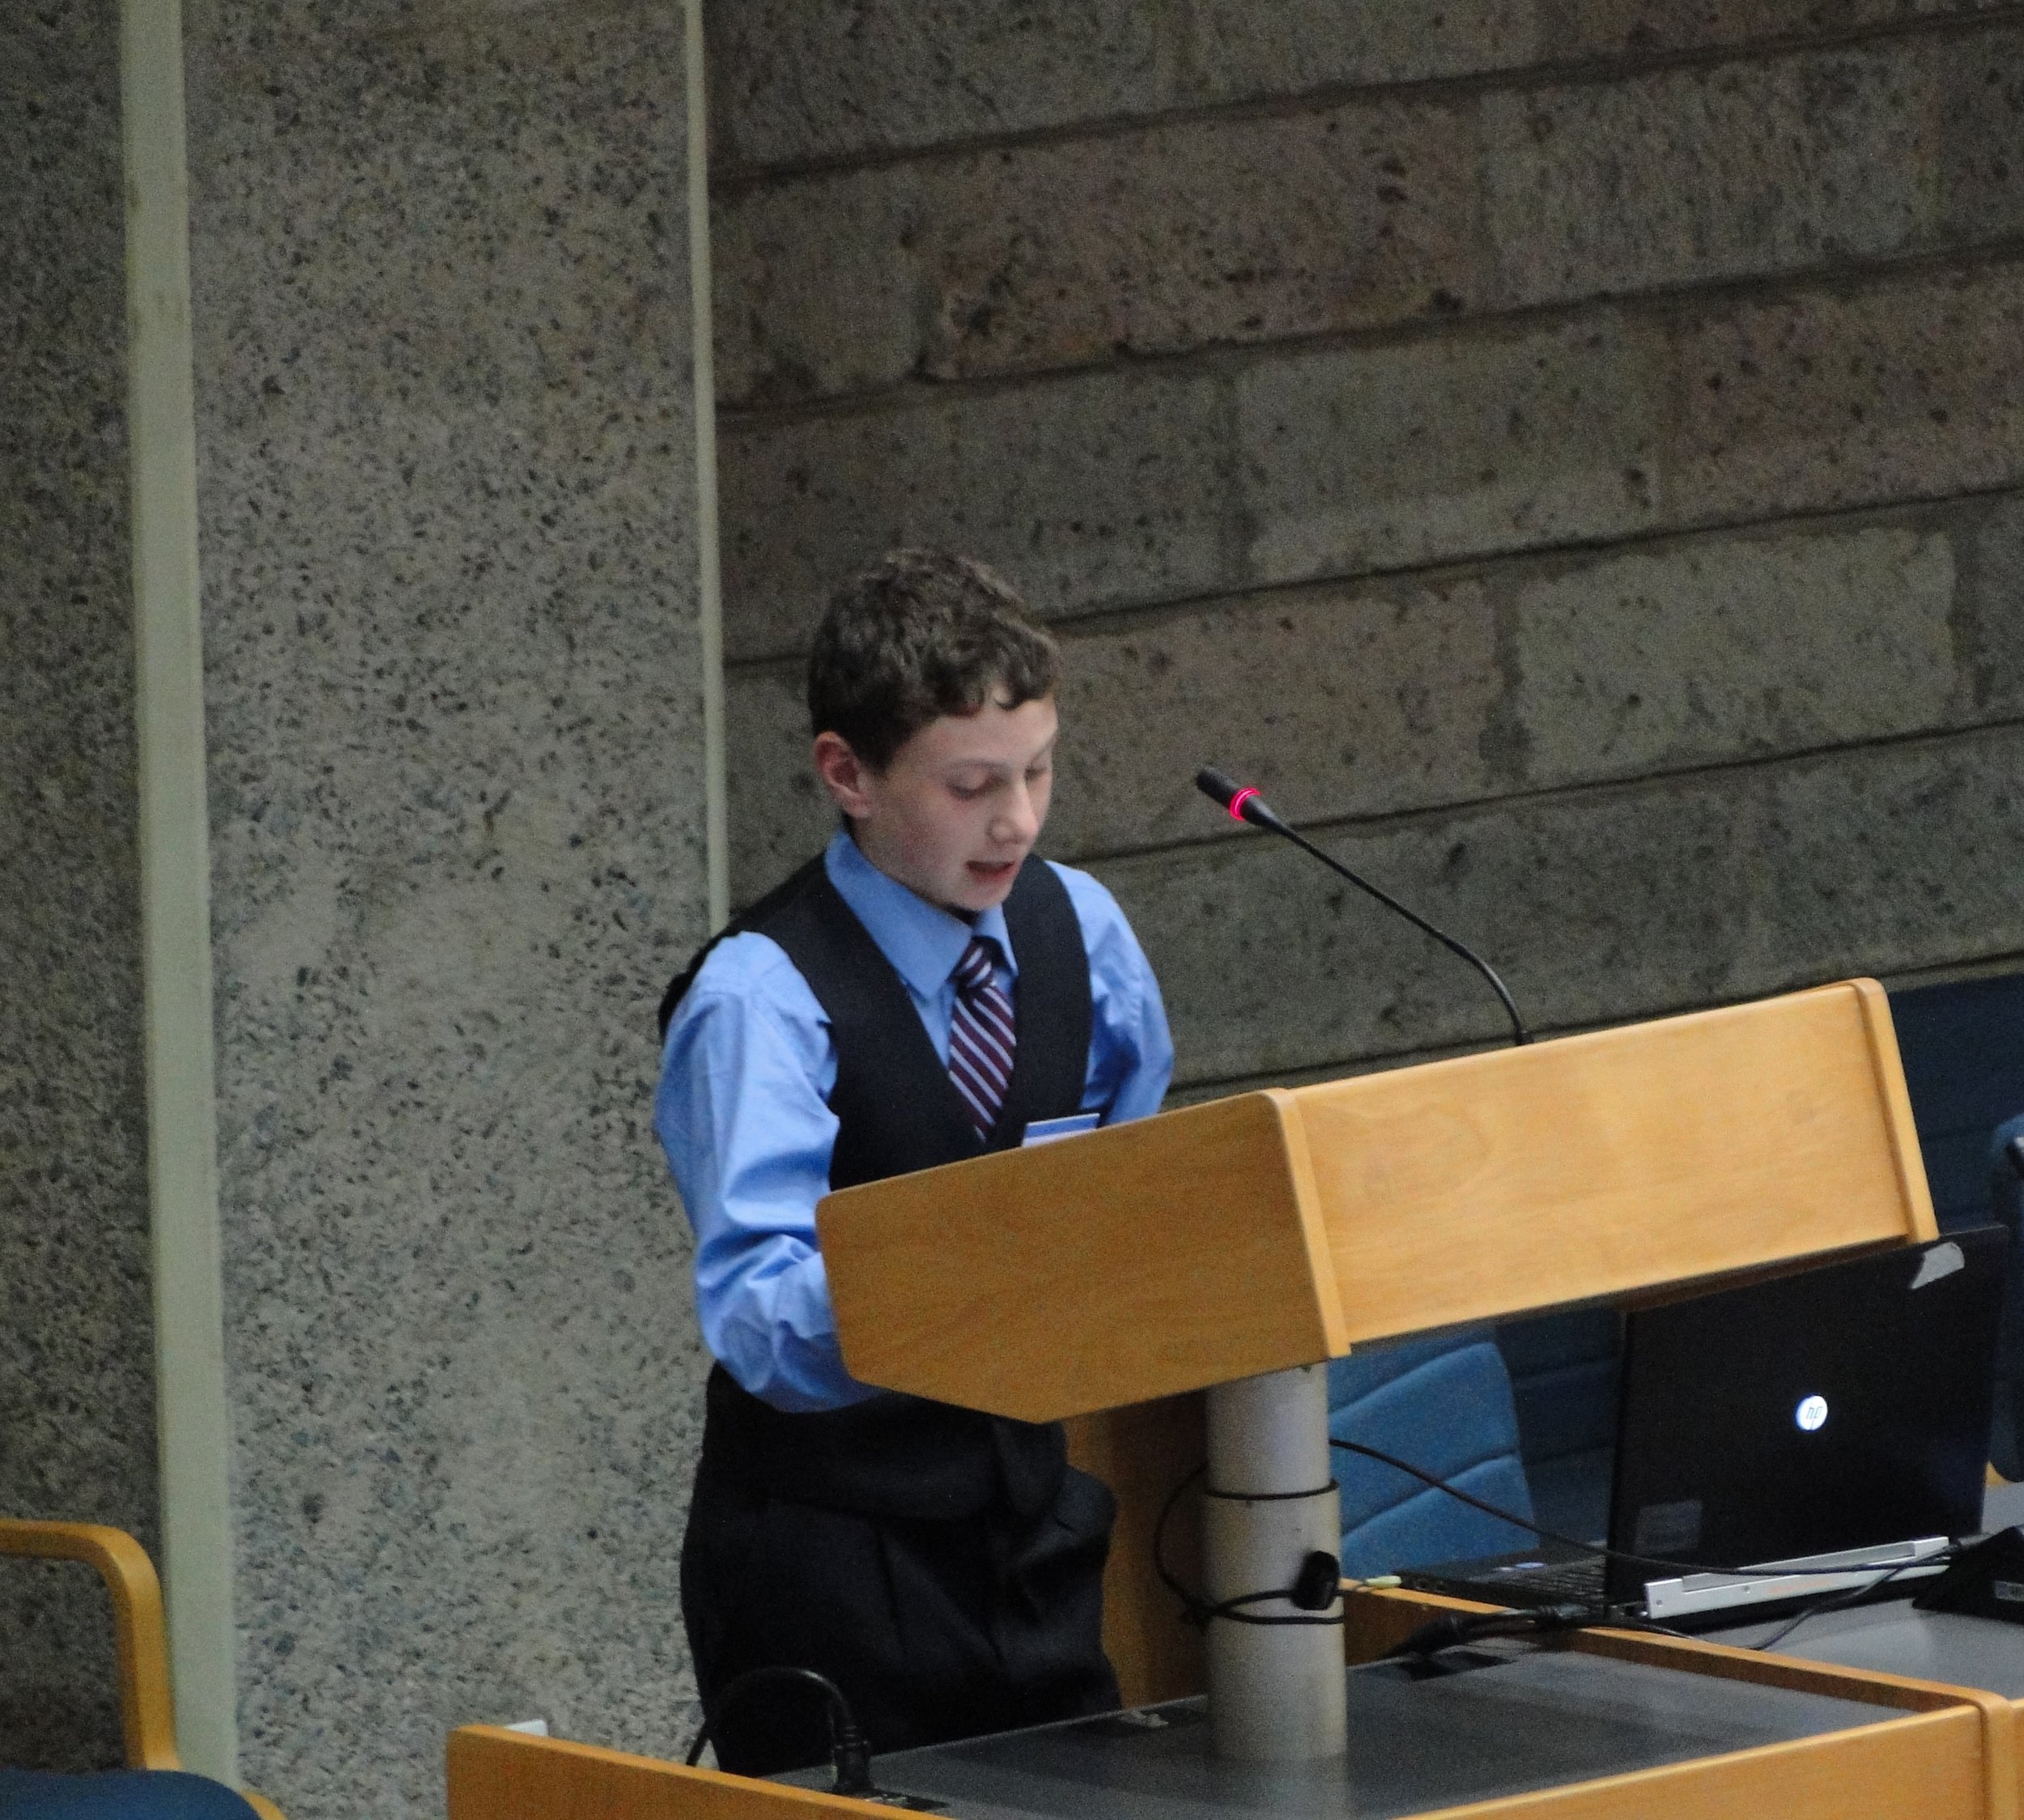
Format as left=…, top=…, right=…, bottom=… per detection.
left=1201, top=1363, right=1350, bottom=1762
left=125, top=0, right=239, bottom=1780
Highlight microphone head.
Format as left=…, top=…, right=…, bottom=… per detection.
left=1196, top=766, right=1274, bottom=827
left=1195, top=767, right=1242, bottom=809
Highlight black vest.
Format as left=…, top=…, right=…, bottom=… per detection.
left=662, top=852, right=1094, bottom=1521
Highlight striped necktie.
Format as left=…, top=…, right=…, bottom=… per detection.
left=948, top=935, right=1016, bottom=1141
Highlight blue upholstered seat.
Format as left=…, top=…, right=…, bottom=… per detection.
left=1986, top=1113, right=2024, bottom=1482
left=1327, top=1333, right=1537, bottom=1578
left=0, top=1771, right=259, bottom=1818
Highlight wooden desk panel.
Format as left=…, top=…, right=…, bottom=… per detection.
left=1342, top=1585, right=2021, bottom=1820
left=451, top=1678, right=1996, bottom=1820
left=1064, top=1392, right=1205, bottom=1707
left=444, top=1596, right=2017, bottom=1820
left=1422, top=1708, right=1984, bottom=1820
left=447, top=1729, right=895, bottom=1820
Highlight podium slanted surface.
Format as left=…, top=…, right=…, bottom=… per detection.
left=817, top=980, right=1934, bottom=1422
left=819, top=1088, right=1346, bottom=1422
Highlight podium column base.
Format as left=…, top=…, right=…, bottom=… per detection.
left=1202, top=1363, right=1349, bottom=1762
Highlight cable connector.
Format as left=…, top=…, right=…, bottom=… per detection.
left=1290, top=1550, right=1342, bottom=1612
left=685, top=1665, right=876, bottom=1797
left=1384, top=1602, right=1593, bottom=1662
left=829, top=1716, right=875, bottom=1797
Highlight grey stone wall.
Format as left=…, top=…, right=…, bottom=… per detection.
left=712, top=2, right=2024, bottom=1093
left=0, top=0, right=159, bottom=1772
left=183, top=2, right=713, bottom=1813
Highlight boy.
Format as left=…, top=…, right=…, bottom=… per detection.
left=656, top=550, right=1173, bottom=1775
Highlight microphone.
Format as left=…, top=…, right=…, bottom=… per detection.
left=1196, top=768, right=1531, bottom=1047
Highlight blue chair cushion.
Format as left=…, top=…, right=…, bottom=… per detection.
left=0, top=1770, right=259, bottom=1818
left=1328, top=1333, right=1538, bottom=1578
left=1986, top=1113, right=2024, bottom=1482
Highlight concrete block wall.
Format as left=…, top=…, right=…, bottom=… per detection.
left=711, top=2, right=2024, bottom=1093
left=0, top=0, right=158, bottom=1771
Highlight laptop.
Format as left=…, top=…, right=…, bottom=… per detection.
left=1400, top=1227, right=2006, bottom=1627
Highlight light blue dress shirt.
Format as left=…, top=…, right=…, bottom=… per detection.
left=656, top=830, right=1175, bottom=1414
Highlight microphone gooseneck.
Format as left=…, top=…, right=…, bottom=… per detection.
left=1194, top=767, right=1531, bottom=1047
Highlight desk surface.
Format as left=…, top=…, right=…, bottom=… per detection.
left=1704, top=1479, right=2024, bottom=1692
left=776, top=1644, right=1903, bottom=1820
left=1709, top=1601, right=2024, bottom=1697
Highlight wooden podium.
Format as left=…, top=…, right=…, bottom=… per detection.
left=819, top=976, right=1937, bottom=1746
left=449, top=978, right=1959, bottom=1816
left=818, top=977, right=1933, bottom=1422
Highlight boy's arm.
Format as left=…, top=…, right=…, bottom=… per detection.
left=1051, top=864, right=1176, bottom=1124
left=654, top=936, right=881, bottom=1414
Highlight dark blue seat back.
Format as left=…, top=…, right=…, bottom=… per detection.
left=1892, top=974, right=2024, bottom=1478
left=0, top=1771, right=258, bottom=1818
left=1328, top=1333, right=1537, bottom=1575
left=1979, top=1113, right=2024, bottom=1478
left=1892, top=975, right=2024, bottom=1231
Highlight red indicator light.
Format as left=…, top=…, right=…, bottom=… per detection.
left=1228, top=788, right=1260, bottom=823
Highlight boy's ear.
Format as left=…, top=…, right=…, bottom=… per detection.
left=813, top=730, right=875, bottom=819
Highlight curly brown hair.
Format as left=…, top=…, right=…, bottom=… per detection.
left=807, top=550, right=1059, bottom=768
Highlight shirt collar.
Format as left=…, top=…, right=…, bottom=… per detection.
left=823, top=827, right=1018, bottom=1000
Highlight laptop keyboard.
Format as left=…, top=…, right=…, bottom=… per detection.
left=1402, top=1555, right=1607, bottom=1610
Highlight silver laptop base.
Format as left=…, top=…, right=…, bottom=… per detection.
left=1641, top=1535, right=1950, bottom=1622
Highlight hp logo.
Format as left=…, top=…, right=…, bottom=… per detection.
left=1795, top=1394, right=1829, bottom=1433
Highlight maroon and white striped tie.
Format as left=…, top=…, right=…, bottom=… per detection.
left=948, top=936, right=1016, bottom=1140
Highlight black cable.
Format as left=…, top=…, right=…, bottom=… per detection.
left=1329, top=1435, right=1961, bottom=1586
left=1264, top=814, right=1531, bottom=1047
left=1747, top=1558, right=1931, bottom=1653
left=683, top=1665, right=874, bottom=1795
left=1196, top=768, right=1529, bottom=1047
left=1607, top=1617, right=1699, bottom=1643
left=1150, top=1437, right=1958, bottom=1647
left=1152, top=1465, right=1346, bottom=1628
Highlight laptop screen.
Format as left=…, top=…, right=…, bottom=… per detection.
left=1604, top=1227, right=2006, bottom=1605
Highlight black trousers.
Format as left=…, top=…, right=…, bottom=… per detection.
left=681, top=1460, right=1121, bottom=1776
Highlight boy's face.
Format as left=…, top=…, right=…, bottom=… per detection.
left=814, top=694, right=1058, bottom=917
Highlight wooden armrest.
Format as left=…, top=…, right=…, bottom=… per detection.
left=0, top=1518, right=181, bottom=1770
